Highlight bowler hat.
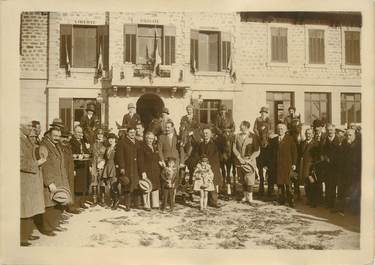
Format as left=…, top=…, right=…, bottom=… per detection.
left=86, top=103, right=96, bottom=112
left=128, top=103, right=135, bottom=109
left=50, top=187, right=71, bottom=205
left=49, top=118, right=64, bottom=129
left=139, top=178, right=153, bottom=193
left=162, top=107, right=169, bottom=114
left=259, top=106, right=269, bottom=113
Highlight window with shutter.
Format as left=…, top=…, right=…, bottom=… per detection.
left=60, top=25, right=72, bottom=68
left=72, top=26, right=97, bottom=68
left=345, top=31, right=360, bottom=65
left=124, top=24, right=137, bottom=64
left=198, top=31, right=219, bottom=71
left=190, top=30, right=199, bottom=72
left=164, top=25, right=176, bottom=65
left=271, top=27, right=288, bottom=62
left=308, top=29, right=325, bottom=64
left=221, top=32, right=231, bottom=71
left=97, top=25, right=109, bottom=70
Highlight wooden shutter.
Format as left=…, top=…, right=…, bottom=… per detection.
left=97, top=25, right=109, bottom=70
left=345, top=31, right=360, bottom=65
left=190, top=29, right=199, bottom=71
left=309, top=29, right=324, bottom=64
left=124, top=24, right=137, bottom=64
left=221, top=32, right=231, bottom=71
left=60, top=25, right=72, bottom=68
left=164, top=25, right=176, bottom=65
left=59, top=98, right=73, bottom=131
left=271, top=27, right=287, bottom=62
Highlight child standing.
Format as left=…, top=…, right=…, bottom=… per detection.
left=160, top=157, right=178, bottom=212
left=193, top=155, right=215, bottom=211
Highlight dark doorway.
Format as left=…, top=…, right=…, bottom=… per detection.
left=136, top=93, right=164, bottom=131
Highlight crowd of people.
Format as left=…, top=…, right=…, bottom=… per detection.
left=20, top=102, right=362, bottom=246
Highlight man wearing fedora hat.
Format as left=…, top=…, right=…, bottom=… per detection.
left=122, top=103, right=140, bottom=130
left=40, top=126, right=71, bottom=233
left=253, top=106, right=272, bottom=197
left=80, top=102, right=100, bottom=146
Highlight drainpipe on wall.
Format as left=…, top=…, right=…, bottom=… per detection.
left=45, top=12, right=50, bottom=131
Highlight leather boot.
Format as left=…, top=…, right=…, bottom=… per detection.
left=111, top=194, right=120, bottom=210
left=99, top=186, right=106, bottom=207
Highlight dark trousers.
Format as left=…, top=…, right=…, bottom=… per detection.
left=278, top=184, right=293, bottom=205
left=304, top=177, right=319, bottom=206
left=123, top=190, right=141, bottom=208
left=43, top=206, right=63, bottom=231
left=326, top=172, right=338, bottom=208
left=256, top=146, right=269, bottom=194
left=208, top=190, right=219, bottom=207
left=161, top=188, right=175, bottom=209
left=20, top=217, right=34, bottom=243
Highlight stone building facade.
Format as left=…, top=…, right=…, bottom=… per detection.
left=20, top=11, right=361, bottom=133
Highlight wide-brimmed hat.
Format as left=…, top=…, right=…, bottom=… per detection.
left=49, top=118, right=64, bottom=129
left=86, top=103, right=96, bottom=112
left=139, top=178, right=153, bottom=193
left=259, top=106, right=269, bottom=113
left=128, top=103, right=135, bottom=109
left=50, top=187, right=71, bottom=205
left=162, top=107, right=169, bottom=115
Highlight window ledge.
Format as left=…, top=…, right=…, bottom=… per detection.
left=304, top=63, right=327, bottom=69
left=194, top=71, right=228, bottom=77
left=265, top=62, right=290, bottom=68
left=341, top=64, right=361, bottom=70
left=70, top=68, right=96, bottom=73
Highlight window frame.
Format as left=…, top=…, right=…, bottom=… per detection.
left=304, top=92, right=331, bottom=126
left=341, top=26, right=361, bottom=70
left=266, top=23, right=289, bottom=67
left=304, top=25, right=328, bottom=68
left=340, top=93, right=361, bottom=125
left=71, top=25, right=98, bottom=69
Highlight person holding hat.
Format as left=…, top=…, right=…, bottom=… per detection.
left=39, top=126, right=71, bottom=234
left=160, top=157, right=178, bottom=212
left=20, top=120, right=47, bottom=246
left=90, top=128, right=106, bottom=206
left=233, top=121, right=260, bottom=205
left=193, top=155, right=215, bottom=211
left=253, top=106, right=272, bottom=197
left=122, top=103, right=141, bottom=131
left=101, top=133, right=118, bottom=208
left=80, top=102, right=100, bottom=146
left=214, top=104, right=235, bottom=137
left=138, top=131, right=161, bottom=210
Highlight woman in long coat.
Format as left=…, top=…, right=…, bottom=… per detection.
left=138, top=131, right=162, bottom=209
left=20, top=125, right=45, bottom=245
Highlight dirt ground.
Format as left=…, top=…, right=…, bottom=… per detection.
left=31, top=194, right=360, bottom=249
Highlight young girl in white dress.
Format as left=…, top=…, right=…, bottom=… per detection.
left=193, top=155, right=214, bottom=211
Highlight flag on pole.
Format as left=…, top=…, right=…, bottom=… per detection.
left=153, top=28, right=162, bottom=76
left=227, top=54, right=236, bottom=81
left=96, top=44, right=103, bottom=78
left=65, top=38, right=71, bottom=76
left=191, top=57, right=197, bottom=74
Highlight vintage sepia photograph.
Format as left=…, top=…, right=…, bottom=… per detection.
left=16, top=9, right=367, bottom=251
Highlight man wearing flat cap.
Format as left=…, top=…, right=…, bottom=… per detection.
left=80, top=102, right=100, bottom=146
left=253, top=106, right=272, bottom=196
left=122, top=103, right=141, bottom=130
left=214, top=104, right=235, bottom=136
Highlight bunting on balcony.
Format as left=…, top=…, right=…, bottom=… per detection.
left=227, top=54, right=237, bottom=81
left=191, top=58, right=197, bottom=74
left=96, top=44, right=104, bottom=79
left=152, top=28, right=162, bottom=77
left=65, top=38, right=71, bottom=77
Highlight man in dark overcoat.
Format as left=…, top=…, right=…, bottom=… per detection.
left=298, top=128, right=319, bottom=207
left=80, top=102, right=100, bottom=146
left=70, top=125, right=91, bottom=208
left=340, top=128, right=361, bottom=213
left=269, top=123, right=297, bottom=207
left=198, top=127, right=222, bottom=208
left=20, top=121, right=46, bottom=246
left=122, top=103, right=141, bottom=130
left=40, top=126, right=70, bottom=233
left=320, top=124, right=342, bottom=210
left=116, top=126, right=140, bottom=211
left=253, top=106, right=272, bottom=196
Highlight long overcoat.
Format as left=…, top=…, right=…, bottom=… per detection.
left=269, top=135, right=298, bottom=185
left=70, top=136, right=90, bottom=194
left=116, top=136, right=140, bottom=192
left=20, top=132, right=45, bottom=218
left=40, top=135, right=70, bottom=207
left=298, top=139, right=319, bottom=181
left=60, top=143, right=75, bottom=201
left=198, top=139, right=223, bottom=186
left=138, top=141, right=161, bottom=191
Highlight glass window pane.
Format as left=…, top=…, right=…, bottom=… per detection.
left=200, top=110, right=208, bottom=124
left=354, top=93, right=361, bottom=101
left=311, top=93, right=320, bottom=101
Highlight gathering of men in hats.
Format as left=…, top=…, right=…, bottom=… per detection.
left=20, top=101, right=361, bottom=246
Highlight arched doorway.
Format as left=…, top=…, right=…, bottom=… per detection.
left=136, top=93, right=164, bottom=130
